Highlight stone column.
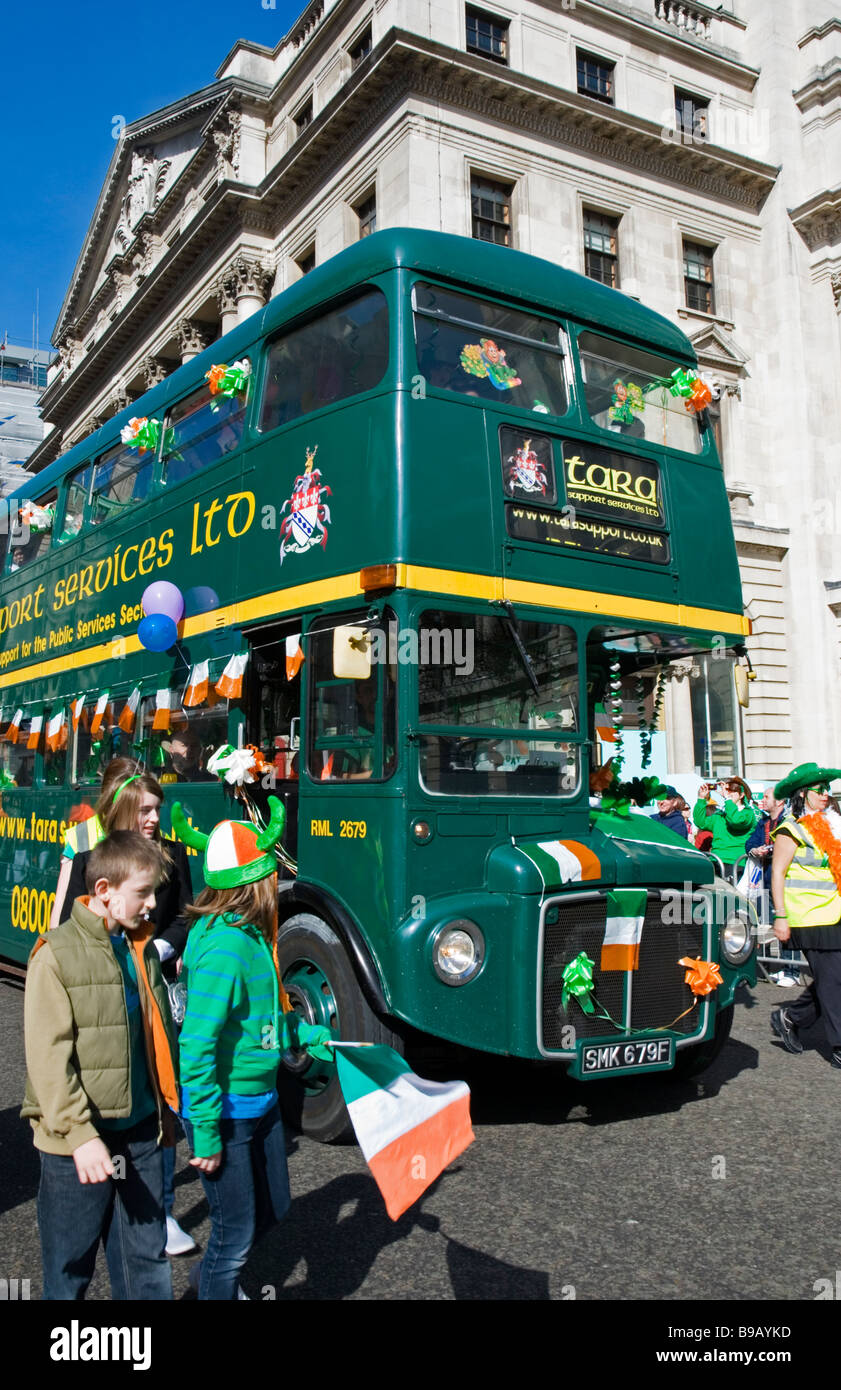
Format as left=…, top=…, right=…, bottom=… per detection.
left=664, top=660, right=696, bottom=775
left=220, top=253, right=275, bottom=324
left=214, top=276, right=240, bottom=337
left=141, top=355, right=171, bottom=390
left=176, top=319, right=215, bottom=364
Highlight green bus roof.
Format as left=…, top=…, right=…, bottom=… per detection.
left=28, top=229, right=695, bottom=501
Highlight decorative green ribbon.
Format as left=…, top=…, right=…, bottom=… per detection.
left=122, top=417, right=161, bottom=453
left=644, top=367, right=697, bottom=400
left=561, top=952, right=596, bottom=1014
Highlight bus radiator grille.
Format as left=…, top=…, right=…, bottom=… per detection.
left=542, top=899, right=705, bottom=1049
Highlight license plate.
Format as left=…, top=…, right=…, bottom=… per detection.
left=579, top=1037, right=674, bottom=1076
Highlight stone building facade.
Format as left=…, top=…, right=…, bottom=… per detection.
left=27, top=0, right=841, bottom=782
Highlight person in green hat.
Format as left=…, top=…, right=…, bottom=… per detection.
left=692, top=776, right=757, bottom=873
left=173, top=797, right=332, bottom=1299
left=768, top=763, right=841, bottom=1065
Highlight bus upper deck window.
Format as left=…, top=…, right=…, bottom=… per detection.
left=577, top=331, right=704, bottom=455
left=259, top=289, right=388, bottom=432
left=91, top=442, right=154, bottom=526
left=8, top=491, right=57, bottom=570
left=163, top=375, right=249, bottom=488
left=58, top=462, right=93, bottom=543
left=412, top=283, right=567, bottom=418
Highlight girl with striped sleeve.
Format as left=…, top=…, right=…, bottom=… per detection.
left=173, top=799, right=331, bottom=1300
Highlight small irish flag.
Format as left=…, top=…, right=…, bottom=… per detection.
left=286, top=634, right=304, bottom=681
left=335, top=1045, right=474, bottom=1221
left=46, top=708, right=66, bottom=752
left=600, top=889, right=648, bottom=972
left=152, top=688, right=174, bottom=731
left=118, top=686, right=141, bottom=733
left=90, top=691, right=111, bottom=738
left=184, top=661, right=209, bottom=708
left=72, top=696, right=87, bottom=732
left=215, top=651, right=248, bottom=699
left=4, top=708, right=23, bottom=743
left=27, top=714, right=44, bottom=751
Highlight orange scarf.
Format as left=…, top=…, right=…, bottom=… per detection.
left=800, top=813, right=841, bottom=895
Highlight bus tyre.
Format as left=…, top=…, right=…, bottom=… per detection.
left=669, top=1004, right=734, bottom=1081
left=275, top=912, right=401, bottom=1144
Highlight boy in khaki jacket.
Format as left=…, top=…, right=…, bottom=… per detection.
left=22, top=831, right=180, bottom=1300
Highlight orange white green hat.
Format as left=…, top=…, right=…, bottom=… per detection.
left=171, top=797, right=286, bottom=888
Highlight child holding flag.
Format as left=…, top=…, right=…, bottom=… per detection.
left=172, top=798, right=332, bottom=1299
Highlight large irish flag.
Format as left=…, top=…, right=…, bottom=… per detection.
left=335, top=1045, right=474, bottom=1221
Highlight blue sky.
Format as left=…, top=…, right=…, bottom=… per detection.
left=2, top=0, right=303, bottom=355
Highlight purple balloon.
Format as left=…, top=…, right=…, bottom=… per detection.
left=141, top=580, right=184, bottom=623
left=138, top=613, right=178, bottom=653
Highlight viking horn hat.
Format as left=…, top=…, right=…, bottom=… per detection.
left=171, top=797, right=286, bottom=888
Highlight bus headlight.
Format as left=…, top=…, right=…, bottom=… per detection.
left=720, top=912, right=753, bottom=965
left=431, top=920, right=485, bottom=985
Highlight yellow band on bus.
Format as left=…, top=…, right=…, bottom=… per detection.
left=0, top=564, right=749, bottom=690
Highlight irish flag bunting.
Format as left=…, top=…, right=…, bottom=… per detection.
left=72, top=696, right=87, bottom=733
left=215, top=652, right=248, bottom=699
left=46, top=708, right=67, bottom=752
left=184, top=661, right=209, bottom=708
left=90, top=692, right=111, bottom=738
left=594, top=702, right=618, bottom=743
left=27, top=714, right=44, bottom=751
left=152, top=688, right=175, bottom=731
left=335, top=1045, right=474, bottom=1221
left=4, top=709, right=23, bottom=744
left=600, top=889, right=648, bottom=972
left=286, top=634, right=304, bottom=681
left=118, top=686, right=141, bottom=733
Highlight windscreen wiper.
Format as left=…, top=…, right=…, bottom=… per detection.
left=494, top=600, right=540, bottom=697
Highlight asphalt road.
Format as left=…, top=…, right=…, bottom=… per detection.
left=1, top=971, right=838, bottom=1304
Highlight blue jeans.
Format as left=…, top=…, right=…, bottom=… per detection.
left=37, top=1113, right=172, bottom=1301
left=182, top=1103, right=290, bottom=1300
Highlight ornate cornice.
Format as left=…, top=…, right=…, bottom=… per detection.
left=832, top=271, right=841, bottom=310
left=789, top=186, right=841, bottom=251
left=793, top=60, right=841, bottom=116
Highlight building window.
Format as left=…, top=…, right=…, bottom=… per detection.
left=350, top=25, right=372, bottom=69
left=296, top=246, right=316, bottom=276
left=295, top=99, right=313, bottom=135
left=675, top=89, right=708, bottom=142
left=471, top=176, right=513, bottom=245
left=466, top=7, right=509, bottom=64
left=583, top=210, right=620, bottom=288
left=355, top=192, right=377, bottom=238
left=683, top=240, right=716, bottom=314
left=577, top=50, right=615, bottom=105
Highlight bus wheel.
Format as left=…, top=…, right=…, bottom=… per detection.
left=275, top=912, right=401, bottom=1144
left=668, top=1004, right=734, bottom=1081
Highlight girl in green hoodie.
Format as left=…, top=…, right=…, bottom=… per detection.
left=176, top=801, right=331, bottom=1300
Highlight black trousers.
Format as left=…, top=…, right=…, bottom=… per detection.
left=786, top=949, right=841, bottom=1050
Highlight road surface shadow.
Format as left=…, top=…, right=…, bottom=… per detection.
left=222, top=1172, right=550, bottom=1300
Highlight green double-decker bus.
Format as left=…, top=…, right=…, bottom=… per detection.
left=0, top=229, right=754, bottom=1138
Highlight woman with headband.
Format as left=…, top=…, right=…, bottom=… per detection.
left=51, top=758, right=197, bottom=1255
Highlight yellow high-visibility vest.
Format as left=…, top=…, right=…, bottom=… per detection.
left=774, top=817, right=841, bottom=929
left=64, top=814, right=104, bottom=858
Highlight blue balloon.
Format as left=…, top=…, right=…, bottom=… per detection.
left=138, top=613, right=177, bottom=652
